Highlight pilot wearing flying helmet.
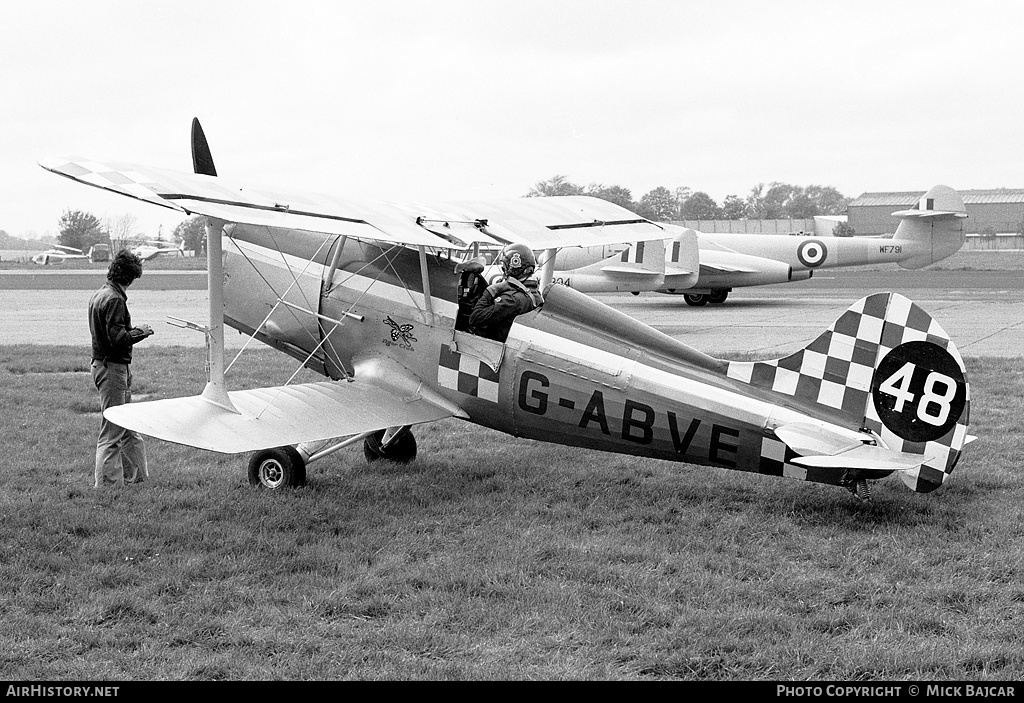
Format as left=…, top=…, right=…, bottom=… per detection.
left=468, top=243, right=544, bottom=342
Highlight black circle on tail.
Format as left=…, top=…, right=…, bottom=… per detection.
left=871, top=341, right=967, bottom=443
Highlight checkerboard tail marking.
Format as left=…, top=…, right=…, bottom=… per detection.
left=728, top=293, right=971, bottom=493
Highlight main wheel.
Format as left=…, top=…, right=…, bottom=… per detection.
left=363, top=429, right=418, bottom=464
left=683, top=293, right=708, bottom=307
left=247, top=446, right=306, bottom=489
left=708, top=290, right=729, bottom=304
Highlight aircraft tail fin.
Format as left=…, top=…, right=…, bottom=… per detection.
left=551, top=240, right=666, bottom=293
left=191, top=117, right=218, bottom=176
left=891, top=185, right=967, bottom=269
left=662, top=226, right=700, bottom=290
left=726, top=292, right=971, bottom=493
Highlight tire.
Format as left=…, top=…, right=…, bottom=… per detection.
left=683, top=293, right=708, bottom=307
left=708, top=290, right=729, bottom=304
left=247, top=446, right=306, bottom=489
left=363, top=428, right=417, bottom=464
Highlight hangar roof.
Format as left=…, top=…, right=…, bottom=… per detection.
left=850, top=189, right=1024, bottom=207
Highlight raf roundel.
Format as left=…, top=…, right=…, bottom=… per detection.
left=797, top=239, right=828, bottom=268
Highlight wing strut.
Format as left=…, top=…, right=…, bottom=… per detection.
left=201, top=217, right=239, bottom=413
left=417, top=245, right=435, bottom=322
left=539, top=247, right=558, bottom=291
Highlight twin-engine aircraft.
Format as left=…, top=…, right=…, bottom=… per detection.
left=545, top=186, right=967, bottom=306
left=39, top=119, right=973, bottom=501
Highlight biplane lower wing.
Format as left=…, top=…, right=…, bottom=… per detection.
left=104, top=377, right=466, bottom=454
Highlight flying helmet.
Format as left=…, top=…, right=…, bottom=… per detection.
left=498, top=243, right=537, bottom=280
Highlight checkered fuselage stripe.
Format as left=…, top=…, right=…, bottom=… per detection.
left=438, top=344, right=500, bottom=402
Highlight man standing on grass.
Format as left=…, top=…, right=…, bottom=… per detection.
left=88, top=249, right=154, bottom=488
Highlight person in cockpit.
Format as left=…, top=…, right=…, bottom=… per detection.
left=468, top=243, right=544, bottom=343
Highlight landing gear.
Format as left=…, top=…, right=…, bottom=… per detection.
left=248, top=446, right=307, bottom=489
left=841, top=472, right=873, bottom=503
left=684, top=290, right=730, bottom=306
left=363, top=427, right=418, bottom=464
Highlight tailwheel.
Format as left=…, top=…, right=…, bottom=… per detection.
left=247, top=446, right=307, bottom=489
left=363, top=428, right=418, bottom=464
left=844, top=478, right=873, bottom=503
left=684, top=293, right=708, bottom=307
left=708, top=290, right=729, bottom=304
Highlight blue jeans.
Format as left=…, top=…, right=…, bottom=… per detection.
left=91, top=361, right=147, bottom=488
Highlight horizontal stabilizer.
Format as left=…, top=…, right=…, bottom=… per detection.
left=775, top=422, right=933, bottom=472
left=105, top=377, right=466, bottom=454
left=599, top=265, right=662, bottom=276
left=891, top=185, right=968, bottom=219
left=791, top=444, right=934, bottom=472
left=774, top=422, right=865, bottom=457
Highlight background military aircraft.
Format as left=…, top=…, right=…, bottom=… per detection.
left=664, top=186, right=967, bottom=306
left=546, top=186, right=967, bottom=304
left=38, top=119, right=973, bottom=502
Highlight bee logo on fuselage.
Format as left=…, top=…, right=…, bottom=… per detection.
left=382, top=316, right=417, bottom=351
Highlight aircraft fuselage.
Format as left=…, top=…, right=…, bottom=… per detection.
left=222, top=227, right=860, bottom=489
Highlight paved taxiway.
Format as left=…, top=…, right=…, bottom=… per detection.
left=1, top=268, right=1021, bottom=357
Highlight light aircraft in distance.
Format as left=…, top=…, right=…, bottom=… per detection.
left=31, top=244, right=91, bottom=265
left=546, top=188, right=967, bottom=305
left=132, top=239, right=185, bottom=261
left=39, top=119, right=974, bottom=502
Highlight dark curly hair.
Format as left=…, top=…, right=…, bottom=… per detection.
left=107, top=250, right=143, bottom=286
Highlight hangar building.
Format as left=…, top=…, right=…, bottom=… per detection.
left=848, top=189, right=1024, bottom=236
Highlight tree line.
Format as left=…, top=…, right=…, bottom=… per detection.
left=525, top=175, right=850, bottom=222
left=53, top=209, right=207, bottom=253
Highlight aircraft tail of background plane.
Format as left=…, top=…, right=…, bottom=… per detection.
left=548, top=239, right=667, bottom=293
left=891, top=184, right=968, bottom=269
left=726, top=292, right=972, bottom=494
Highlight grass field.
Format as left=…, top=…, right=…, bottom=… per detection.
left=0, top=346, right=1021, bottom=681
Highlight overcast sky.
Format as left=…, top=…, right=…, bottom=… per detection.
left=3, top=0, right=1023, bottom=240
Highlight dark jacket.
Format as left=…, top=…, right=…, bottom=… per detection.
left=468, top=276, right=544, bottom=342
left=89, top=281, right=147, bottom=364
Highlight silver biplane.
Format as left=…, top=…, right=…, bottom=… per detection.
left=39, top=120, right=973, bottom=501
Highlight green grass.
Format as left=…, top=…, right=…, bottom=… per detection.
left=0, top=346, right=1021, bottom=681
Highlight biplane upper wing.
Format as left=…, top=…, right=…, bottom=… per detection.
left=104, top=376, right=467, bottom=454
left=38, top=157, right=667, bottom=250
left=38, top=157, right=447, bottom=247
